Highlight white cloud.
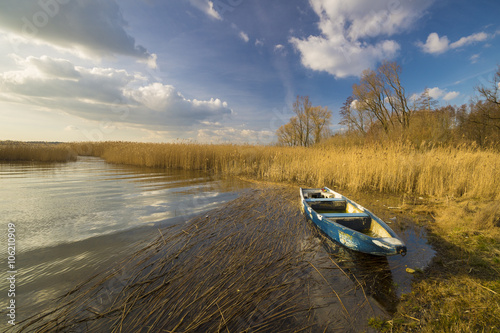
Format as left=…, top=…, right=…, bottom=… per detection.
left=64, top=125, right=78, bottom=132
left=470, top=53, right=480, bottom=64
left=0, top=55, right=232, bottom=129
left=0, top=0, right=154, bottom=62
left=138, top=53, right=158, bottom=69
left=418, top=33, right=450, bottom=54
left=419, top=87, right=459, bottom=102
left=443, top=91, right=460, bottom=101
left=187, top=0, right=222, bottom=20
left=419, top=31, right=490, bottom=54
left=274, top=44, right=287, bottom=56
left=196, top=127, right=274, bottom=144
left=255, top=39, right=264, bottom=47
left=290, top=0, right=433, bottom=78
left=450, top=32, right=488, bottom=48
left=426, top=87, right=445, bottom=99
left=239, top=31, right=249, bottom=43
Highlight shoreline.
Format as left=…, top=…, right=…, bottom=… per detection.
left=2, top=141, right=499, bottom=331
left=15, top=185, right=419, bottom=332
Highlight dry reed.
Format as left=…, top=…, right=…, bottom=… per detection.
left=0, top=141, right=77, bottom=162
left=17, top=186, right=383, bottom=333
left=70, top=141, right=500, bottom=200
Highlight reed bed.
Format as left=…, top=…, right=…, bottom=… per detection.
left=70, top=141, right=500, bottom=200
left=17, top=186, right=385, bottom=333
left=0, top=141, right=77, bottom=162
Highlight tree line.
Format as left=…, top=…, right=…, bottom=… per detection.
left=277, top=62, right=500, bottom=148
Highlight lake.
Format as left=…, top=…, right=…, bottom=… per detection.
left=0, top=157, right=250, bottom=327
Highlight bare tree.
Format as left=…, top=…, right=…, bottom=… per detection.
left=311, top=105, right=332, bottom=144
left=476, top=66, right=500, bottom=108
left=339, top=96, right=373, bottom=135
left=276, top=96, right=332, bottom=146
left=352, top=61, right=412, bottom=135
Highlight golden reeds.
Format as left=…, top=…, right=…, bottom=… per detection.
left=3, top=140, right=498, bottom=200
left=0, top=141, right=77, bottom=162
left=69, top=141, right=500, bottom=200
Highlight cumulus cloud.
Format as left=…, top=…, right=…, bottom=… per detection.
left=426, top=87, right=445, bottom=99
left=450, top=32, right=488, bottom=48
left=443, top=91, right=460, bottom=101
left=0, top=0, right=154, bottom=62
left=418, top=87, right=459, bottom=101
left=125, top=82, right=232, bottom=126
left=0, top=55, right=232, bottom=128
left=418, top=32, right=489, bottom=54
left=290, top=0, right=433, bottom=78
left=418, top=33, right=450, bottom=54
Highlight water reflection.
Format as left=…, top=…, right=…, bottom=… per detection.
left=0, top=157, right=249, bottom=253
left=0, top=157, right=250, bottom=327
left=309, top=215, right=435, bottom=315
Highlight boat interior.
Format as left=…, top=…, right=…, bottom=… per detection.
left=302, top=188, right=391, bottom=238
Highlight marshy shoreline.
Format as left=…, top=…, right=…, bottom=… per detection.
left=1, top=141, right=499, bottom=332
left=14, top=185, right=420, bottom=333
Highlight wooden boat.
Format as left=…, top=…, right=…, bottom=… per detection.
left=300, top=187, right=407, bottom=256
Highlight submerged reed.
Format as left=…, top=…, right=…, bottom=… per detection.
left=18, top=186, right=383, bottom=332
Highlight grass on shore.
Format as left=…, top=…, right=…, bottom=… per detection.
left=3, top=140, right=499, bottom=201
left=386, top=199, right=500, bottom=333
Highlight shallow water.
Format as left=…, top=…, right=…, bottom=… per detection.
left=0, top=157, right=250, bottom=327
left=1, top=157, right=249, bottom=253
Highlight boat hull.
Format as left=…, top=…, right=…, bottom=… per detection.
left=301, top=188, right=406, bottom=256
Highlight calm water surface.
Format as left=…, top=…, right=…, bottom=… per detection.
left=0, top=157, right=250, bottom=325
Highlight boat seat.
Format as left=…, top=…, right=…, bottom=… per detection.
left=306, top=198, right=347, bottom=211
left=305, top=198, right=344, bottom=202
left=321, top=212, right=371, bottom=232
left=321, top=213, right=369, bottom=218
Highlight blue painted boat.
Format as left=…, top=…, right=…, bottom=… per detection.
left=300, top=187, right=407, bottom=256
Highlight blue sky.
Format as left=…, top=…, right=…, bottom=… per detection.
left=0, top=0, right=499, bottom=143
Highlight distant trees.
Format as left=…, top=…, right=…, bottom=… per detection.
left=340, top=63, right=500, bottom=148
left=278, top=64, right=500, bottom=149
left=276, top=96, right=332, bottom=146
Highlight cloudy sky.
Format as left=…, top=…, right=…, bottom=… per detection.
left=0, top=0, right=499, bottom=143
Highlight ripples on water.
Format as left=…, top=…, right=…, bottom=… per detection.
left=0, top=157, right=250, bottom=324
left=1, top=157, right=248, bottom=252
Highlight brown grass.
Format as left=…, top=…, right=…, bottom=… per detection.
left=389, top=199, right=500, bottom=332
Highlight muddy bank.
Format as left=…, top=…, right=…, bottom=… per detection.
left=16, top=185, right=431, bottom=332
